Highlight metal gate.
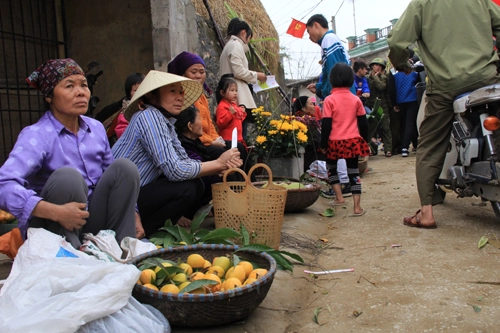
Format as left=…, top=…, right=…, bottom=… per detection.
left=0, top=0, right=65, bottom=164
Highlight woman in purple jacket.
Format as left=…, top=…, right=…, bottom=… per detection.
left=0, top=58, right=142, bottom=248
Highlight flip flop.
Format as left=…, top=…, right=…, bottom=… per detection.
left=329, top=200, right=347, bottom=207
left=352, top=209, right=366, bottom=217
left=403, top=209, right=437, bottom=229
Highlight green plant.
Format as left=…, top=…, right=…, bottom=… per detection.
left=148, top=204, right=303, bottom=272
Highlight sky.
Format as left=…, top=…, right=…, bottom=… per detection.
left=259, top=0, right=413, bottom=79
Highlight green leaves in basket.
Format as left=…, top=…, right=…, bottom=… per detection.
left=137, top=257, right=176, bottom=271
left=236, top=244, right=304, bottom=273
left=178, top=279, right=218, bottom=293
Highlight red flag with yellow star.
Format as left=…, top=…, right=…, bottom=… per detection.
left=286, top=18, right=307, bottom=38
left=493, top=0, right=500, bottom=6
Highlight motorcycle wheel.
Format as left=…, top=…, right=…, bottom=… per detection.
left=491, top=201, right=500, bottom=220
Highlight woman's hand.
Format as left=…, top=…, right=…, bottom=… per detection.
left=217, top=148, right=241, bottom=168
left=135, top=212, right=145, bottom=239
left=55, top=202, right=89, bottom=231
left=394, top=106, right=400, bottom=112
left=257, top=72, right=267, bottom=83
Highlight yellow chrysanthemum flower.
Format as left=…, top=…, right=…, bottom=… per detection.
left=261, top=111, right=272, bottom=117
left=297, top=131, right=308, bottom=143
left=268, top=130, right=278, bottom=135
left=256, top=135, right=267, bottom=144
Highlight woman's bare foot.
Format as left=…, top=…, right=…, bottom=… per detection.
left=176, top=216, right=192, bottom=227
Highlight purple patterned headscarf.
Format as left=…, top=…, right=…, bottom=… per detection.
left=167, top=51, right=212, bottom=95
left=26, top=58, right=85, bottom=96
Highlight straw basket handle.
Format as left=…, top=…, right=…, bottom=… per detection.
left=221, top=167, right=249, bottom=216
left=248, top=163, right=284, bottom=190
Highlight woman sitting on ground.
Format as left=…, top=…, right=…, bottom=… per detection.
left=112, top=71, right=242, bottom=235
left=0, top=58, right=142, bottom=249
left=174, top=106, right=225, bottom=207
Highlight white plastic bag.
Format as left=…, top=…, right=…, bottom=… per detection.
left=0, top=228, right=141, bottom=333
left=307, top=160, right=328, bottom=180
left=81, top=230, right=157, bottom=263
left=77, top=297, right=171, bottom=333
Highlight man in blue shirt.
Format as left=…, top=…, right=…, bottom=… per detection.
left=306, top=14, right=354, bottom=98
left=353, top=61, right=370, bottom=102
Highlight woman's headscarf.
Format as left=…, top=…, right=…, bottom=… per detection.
left=167, top=51, right=212, bottom=95
left=26, top=58, right=85, bottom=96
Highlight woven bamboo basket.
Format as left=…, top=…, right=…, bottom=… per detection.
left=252, top=181, right=321, bottom=213
left=211, top=164, right=287, bottom=250
left=128, top=244, right=277, bottom=328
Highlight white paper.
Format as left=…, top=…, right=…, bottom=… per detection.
left=231, top=127, right=238, bottom=149
left=252, top=75, right=280, bottom=93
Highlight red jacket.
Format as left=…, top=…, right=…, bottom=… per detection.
left=216, top=99, right=247, bottom=143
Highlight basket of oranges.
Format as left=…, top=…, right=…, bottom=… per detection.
left=127, top=244, right=277, bottom=328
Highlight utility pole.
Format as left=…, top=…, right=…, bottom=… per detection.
left=352, top=0, right=357, bottom=37
left=331, top=16, right=337, bottom=34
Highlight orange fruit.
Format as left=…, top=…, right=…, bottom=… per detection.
left=203, top=274, right=221, bottom=292
left=172, top=273, right=187, bottom=283
left=238, top=261, right=254, bottom=278
left=140, top=269, right=156, bottom=285
left=207, top=266, right=225, bottom=278
left=178, top=281, right=191, bottom=292
left=187, top=254, right=205, bottom=269
left=243, top=277, right=258, bottom=285
left=212, top=256, right=231, bottom=272
left=248, top=268, right=268, bottom=280
left=225, top=265, right=246, bottom=283
left=160, top=284, right=180, bottom=294
left=178, top=263, right=193, bottom=275
left=203, top=260, right=212, bottom=269
left=190, top=272, right=205, bottom=281
left=221, top=277, right=242, bottom=291
left=142, top=283, right=159, bottom=291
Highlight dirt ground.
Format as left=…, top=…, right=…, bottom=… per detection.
left=2, top=152, right=500, bottom=332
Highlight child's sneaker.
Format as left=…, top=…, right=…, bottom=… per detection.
left=321, top=188, right=335, bottom=199
left=401, top=148, right=409, bottom=157
left=321, top=183, right=352, bottom=198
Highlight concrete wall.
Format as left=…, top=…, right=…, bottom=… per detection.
left=63, top=0, right=154, bottom=115
left=150, top=0, right=198, bottom=71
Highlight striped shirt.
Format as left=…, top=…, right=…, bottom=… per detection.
left=315, top=30, right=354, bottom=99
left=111, top=106, right=201, bottom=186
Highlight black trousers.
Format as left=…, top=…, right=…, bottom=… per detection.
left=399, top=101, right=419, bottom=149
left=137, top=177, right=204, bottom=236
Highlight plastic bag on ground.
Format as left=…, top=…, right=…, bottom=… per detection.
left=81, top=230, right=157, bottom=263
left=77, top=297, right=171, bottom=333
left=0, top=228, right=144, bottom=333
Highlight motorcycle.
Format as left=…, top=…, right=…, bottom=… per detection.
left=417, top=82, right=500, bottom=217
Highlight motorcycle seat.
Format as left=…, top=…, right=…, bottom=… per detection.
left=467, top=84, right=500, bottom=107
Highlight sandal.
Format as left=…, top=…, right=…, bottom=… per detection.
left=403, top=209, right=437, bottom=229
left=385, top=152, right=393, bottom=157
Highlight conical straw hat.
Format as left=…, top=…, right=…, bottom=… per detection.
left=124, top=70, right=202, bottom=121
